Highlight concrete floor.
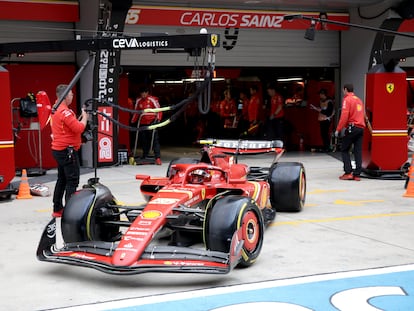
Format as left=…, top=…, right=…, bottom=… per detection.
left=1, top=148, right=414, bottom=310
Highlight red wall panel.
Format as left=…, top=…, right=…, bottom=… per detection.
left=0, top=1, right=79, bottom=22
left=0, top=68, right=15, bottom=190
left=6, top=64, right=77, bottom=170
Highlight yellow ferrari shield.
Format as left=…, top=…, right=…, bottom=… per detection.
left=386, top=83, right=394, bottom=94
left=210, top=34, right=218, bottom=47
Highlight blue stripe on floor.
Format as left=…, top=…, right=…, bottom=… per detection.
left=60, top=264, right=414, bottom=311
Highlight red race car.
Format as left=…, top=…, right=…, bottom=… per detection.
left=37, top=139, right=306, bottom=275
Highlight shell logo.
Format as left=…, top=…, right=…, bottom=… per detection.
left=141, top=210, right=162, bottom=219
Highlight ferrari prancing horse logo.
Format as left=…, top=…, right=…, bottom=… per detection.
left=210, top=34, right=218, bottom=47
left=386, top=83, right=394, bottom=94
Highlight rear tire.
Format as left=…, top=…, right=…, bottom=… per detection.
left=268, top=162, right=306, bottom=212
left=204, top=195, right=264, bottom=267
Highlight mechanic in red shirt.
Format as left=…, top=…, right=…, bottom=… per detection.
left=335, top=83, right=366, bottom=181
left=247, top=85, right=261, bottom=136
left=131, top=86, right=162, bottom=165
left=220, top=89, right=237, bottom=128
left=239, top=89, right=250, bottom=121
left=210, top=90, right=222, bottom=115
left=266, top=83, right=285, bottom=141
left=50, top=84, right=88, bottom=217
left=236, top=89, right=250, bottom=136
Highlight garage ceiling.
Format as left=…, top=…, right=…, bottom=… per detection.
left=133, top=0, right=403, bottom=12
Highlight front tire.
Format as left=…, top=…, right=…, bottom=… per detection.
left=61, top=184, right=120, bottom=243
left=268, top=162, right=306, bottom=212
left=204, top=195, right=264, bottom=267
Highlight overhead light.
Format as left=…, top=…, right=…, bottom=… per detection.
left=154, top=77, right=225, bottom=84
left=183, top=77, right=225, bottom=82
left=407, top=77, right=414, bottom=81
left=154, top=80, right=184, bottom=84
left=182, top=78, right=205, bottom=82
left=304, top=19, right=316, bottom=41
left=277, top=77, right=303, bottom=82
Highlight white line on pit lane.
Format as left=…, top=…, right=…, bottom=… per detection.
left=51, top=264, right=414, bottom=311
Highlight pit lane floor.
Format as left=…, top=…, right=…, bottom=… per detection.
left=1, top=148, right=414, bottom=311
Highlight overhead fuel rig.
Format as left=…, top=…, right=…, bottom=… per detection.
left=0, top=0, right=220, bottom=198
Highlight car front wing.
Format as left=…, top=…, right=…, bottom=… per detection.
left=36, top=219, right=243, bottom=275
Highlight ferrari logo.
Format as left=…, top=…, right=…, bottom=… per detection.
left=386, top=83, right=394, bottom=94
left=141, top=210, right=162, bottom=219
left=210, top=34, right=218, bottom=47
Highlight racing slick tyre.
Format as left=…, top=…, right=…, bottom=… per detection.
left=204, top=195, right=264, bottom=267
left=268, top=162, right=306, bottom=212
left=166, top=157, right=200, bottom=177
left=61, top=183, right=120, bottom=243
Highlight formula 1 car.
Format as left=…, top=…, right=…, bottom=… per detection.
left=37, top=139, right=306, bottom=275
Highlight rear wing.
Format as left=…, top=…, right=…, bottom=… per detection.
left=198, top=139, right=283, bottom=155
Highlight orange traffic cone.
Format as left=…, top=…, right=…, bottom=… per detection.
left=404, top=156, right=414, bottom=198
left=16, top=169, right=32, bottom=199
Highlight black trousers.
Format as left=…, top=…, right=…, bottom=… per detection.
left=140, top=129, right=161, bottom=158
left=52, top=148, right=80, bottom=212
left=266, top=117, right=284, bottom=141
left=340, top=126, right=364, bottom=176
left=319, top=120, right=332, bottom=151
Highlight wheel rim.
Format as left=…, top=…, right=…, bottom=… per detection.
left=241, top=211, right=259, bottom=252
left=299, top=169, right=306, bottom=203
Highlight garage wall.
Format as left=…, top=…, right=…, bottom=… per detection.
left=341, top=10, right=414, bottom=100
left=121, top=25, right=340, bottom=68
left=392, top=35, right=414, bottom=68
left=0, top=20, right=75, bottom=63
left=0, top=12, right=340, bottom=73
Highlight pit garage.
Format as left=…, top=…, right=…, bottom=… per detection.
left=2, top=1, right=414, bottom=310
